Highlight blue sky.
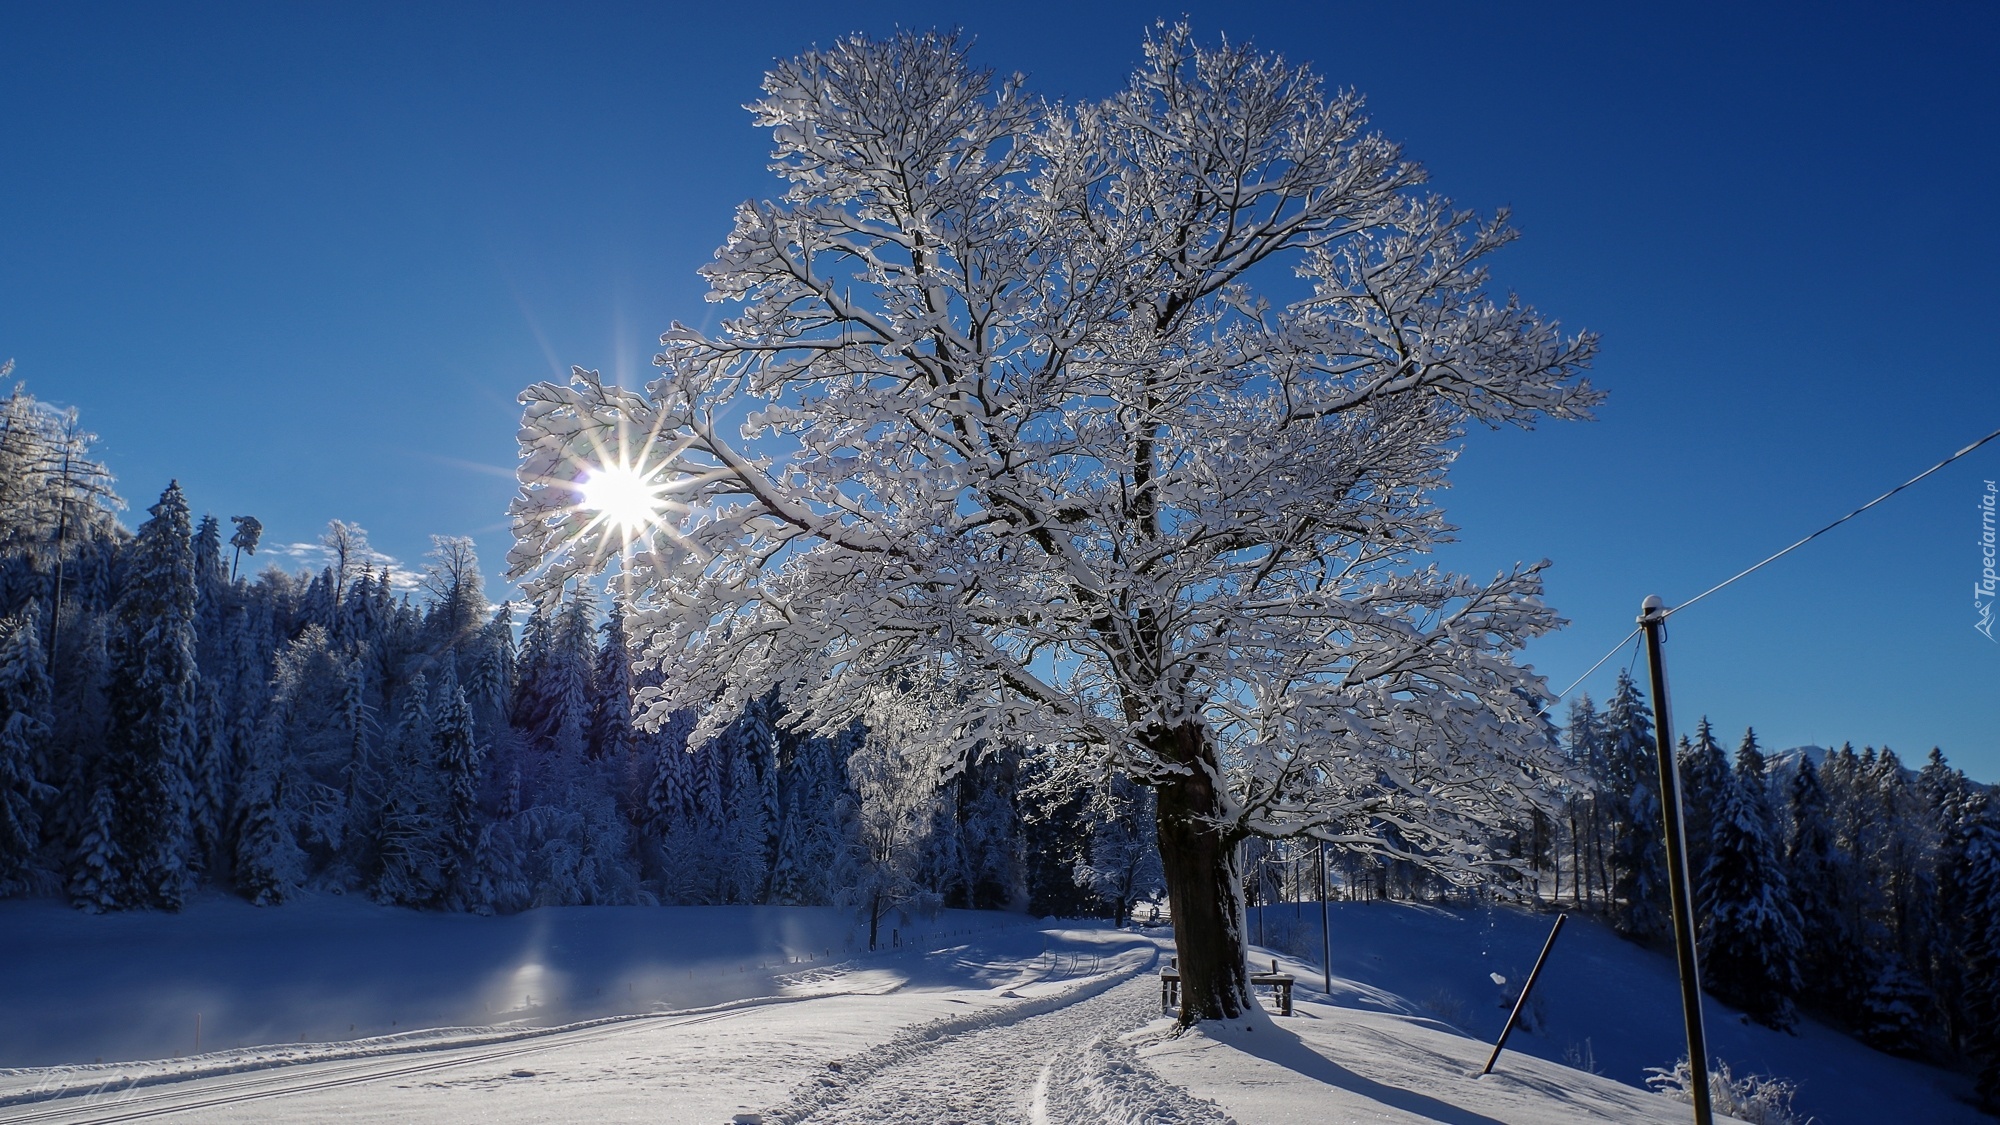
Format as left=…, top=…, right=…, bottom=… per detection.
left=3, top=2, right=1995, bottom=777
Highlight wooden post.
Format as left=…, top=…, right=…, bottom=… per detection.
left=1480, top=914, right=1566, bottom=1075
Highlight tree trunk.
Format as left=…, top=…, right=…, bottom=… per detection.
left=1149, top=721, right=1251, bottom=1026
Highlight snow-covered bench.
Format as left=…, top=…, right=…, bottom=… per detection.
left=1160, top=960, right=1295, bottom=1016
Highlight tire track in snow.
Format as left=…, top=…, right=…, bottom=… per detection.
left=768, top=966, right=1233, bottom=1125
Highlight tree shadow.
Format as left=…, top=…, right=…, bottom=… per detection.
left=1220, top=1015, right=1509, bottom=1125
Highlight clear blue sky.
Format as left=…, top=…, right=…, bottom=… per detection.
left=4, top=2, right=1995, bottom=777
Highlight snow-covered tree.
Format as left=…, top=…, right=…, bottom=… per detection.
left=1950, top=795, right=2000, bottom=1108
left=1784, top=754, right=1857, bottom=1010
left=508, top=26, right=1597, bottom=1022
left=587, top=600, right=635, bottom=762
left=227, top=515, right=261, bottom=581
left=1697, top=730, right=1803, bottom=1029
left=233, top=699, right=305, bottom=905
left=1602, top=670, right=1664, bottom=938
left=420, top=535, right=486, bottom=658
left=1074, top=774, right=1163, bottom=926
left=466, top=603, right=515, bottom=737
left=431, top=662, right=483, bottom=908
left=1678, top=717, right=1730, bottom=889
left=375, top=672, right=441, bottom=905
left=103, top=481, right=202, bottom=909
left=0, top=603, right=54, bottom=894
left=66, top=781, right=123, bottom=912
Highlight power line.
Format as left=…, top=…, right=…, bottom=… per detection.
left=1666, top=423, right=2000, bottom=619
left=1551, top=421, right=2000, bottom=701
left=1553, top=626, right=1640, bottom=702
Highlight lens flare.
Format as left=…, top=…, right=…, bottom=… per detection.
left=579, top=463, right=668, bottom=534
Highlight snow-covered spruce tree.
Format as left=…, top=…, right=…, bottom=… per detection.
left=0, top=603, right=55, bottom=894
left=466, top=603, right=515, bottom=737
left=375, top=672, right=441, bottom=905
left=1783, top=754, right=1859, bottom=1015
left=1696, top=730, right=1803, bottom=1029
left=103, top=481, right=202, bottom=909
left=1562, top=694, right=1605, bottom=908
left=1677, top=717, right=1730, bottom=894
left=508, top=27, right=1597, bottom=1022
left=1949, top=794, right=2000, bottom=1109
left=233, top=696, right=305, bottom=905
left=431, top=662, right=484, bottom=909
left=714, top=690, right=781, bottom=903
left=587, top=600, right=635, bottom=762
left=1603, top=670, right=1665, bottom=938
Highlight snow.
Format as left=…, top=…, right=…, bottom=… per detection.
left=1240, top=901, right=1985, bottom=1124
left=1, top=895, right=1982, bottom=1124
left=0, top=891, right=1028, bottom=1068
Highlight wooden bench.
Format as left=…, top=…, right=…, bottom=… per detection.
left=1160, top=960, right=1295, bottom=1016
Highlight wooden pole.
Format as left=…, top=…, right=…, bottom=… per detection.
left=1318, top=838, right=1331, bottom=997
left=1480, top=914, right=1566, bottom=1075
left=1640, top=595, right=1713, bottom=1125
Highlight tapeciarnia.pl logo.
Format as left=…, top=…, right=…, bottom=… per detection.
left=1978, top=480, right=1997, bottom=641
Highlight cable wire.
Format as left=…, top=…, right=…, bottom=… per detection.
left=1551, top=421, right=2000, bottom=700
left=1664, top=423, right=2000, bottom=619
left=1553, top=625, right=1641, bottom=702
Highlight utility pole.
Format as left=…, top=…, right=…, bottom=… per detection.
left=1318, top=837, right=1331, bottom=998
left=1639, top=595, right=1713, bottom=1125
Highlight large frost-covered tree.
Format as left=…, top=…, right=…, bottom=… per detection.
left=509, top=27, right=1598, bottom=1021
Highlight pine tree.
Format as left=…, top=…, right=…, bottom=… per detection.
left=1951, top=796, right=2000, bottom=1109
left=375, top=673, right=441, bottom=905
left=66, top=781, right=123, bottom=912
left=641, top=709, right=697, bottom=839
left=0, top=603, right=55, bottom=893
left=431, top=662, right=483, bottom=909
left=233, top=706, right=305, bottom=905
left=103, top=481, right=201, bottom=909
left=1563, top=694, right=1604, bottom=908
left=227, top=514, right=262, bottom=582
left=1603, top=670, right=1665, bottom=938
left=715, top=692, right=779, bottom=902
left=467, top=604, right=514, bottom=736
left=1696, top=729, right=1803, bottom=1029
left=1677, top=718, right=1730, bottom=887
left=1784, top=755, right=1857, bottom=1013
left=522, top=584, right=594, bottom=759
left=587, top=601, right=635, bottom=761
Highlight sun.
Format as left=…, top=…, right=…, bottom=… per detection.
left=577, top=461, right=671, bottom=535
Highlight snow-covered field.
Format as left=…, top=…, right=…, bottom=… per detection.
left=0, top=896, right=1983, bottom=1124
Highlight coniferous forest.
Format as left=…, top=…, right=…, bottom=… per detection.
left=2, top=378, right=1998, bottom=1099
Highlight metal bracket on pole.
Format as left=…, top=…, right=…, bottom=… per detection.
left=1640, top=595, right=1714, bottom=1125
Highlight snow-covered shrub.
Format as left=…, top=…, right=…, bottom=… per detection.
left=1646, top=1057, right=1813, bottom=1125
left=1419, top=988, right=1469, bottom=1030
left=1561, top=1038, right=1602, bottom=1076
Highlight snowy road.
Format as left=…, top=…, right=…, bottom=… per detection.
left=772, top=973, right=1230, bottom=1125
